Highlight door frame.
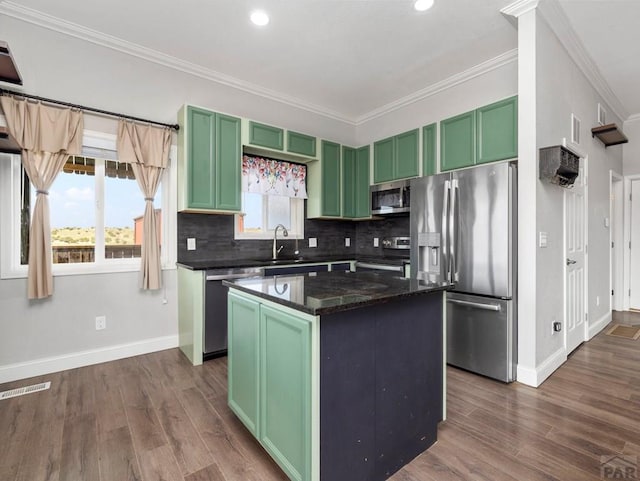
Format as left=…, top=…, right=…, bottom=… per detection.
left=563, top=154, right=589, bottom=351
left=623, top=174, right=640, bottom=311
left=610, top=170, right=624, bottom=312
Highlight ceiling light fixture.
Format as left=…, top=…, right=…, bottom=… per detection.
left=250, top=10, right=270, bottom=26
left=414, top=0, right=434, bottom=12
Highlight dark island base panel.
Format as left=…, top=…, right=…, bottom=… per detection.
left=320, top=294, right=443, bottom=481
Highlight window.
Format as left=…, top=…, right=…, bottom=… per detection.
left=235, top=192, right=304, bottom=239
left=0, top=130, right=176, bottom=278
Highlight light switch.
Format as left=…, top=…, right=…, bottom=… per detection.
left=309, top=237, right=317, bottom=248
left=604, top=217, right=610, bottom=228
left=187, top=238, right=196, bottom=250
left=539, top=232, right=548, bottom=248
left=345, top=237, right=351, bottom=247
left=373, top=237, right=379, bottom=247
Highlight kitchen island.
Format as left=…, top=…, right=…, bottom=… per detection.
left=223, top=271, right=450, bottom=481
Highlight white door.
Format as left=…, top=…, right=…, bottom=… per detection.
left=564, top=164, right=587, bottom=354
left=630, top=180, right=640, bottom=309
left=611, top=175, right=624, bottom=311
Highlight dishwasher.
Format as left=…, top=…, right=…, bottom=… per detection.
left=204, top=266, right=263, bottom=360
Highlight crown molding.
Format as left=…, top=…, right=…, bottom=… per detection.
left=500, top=0, right=540, bottom=18
left=0, top=1, right=355, bottom=125
left=626, top=113, right=640, bottom=124
left=355, top=49, right=518, bottom=125
left=537, top=0, right=628, bottom=122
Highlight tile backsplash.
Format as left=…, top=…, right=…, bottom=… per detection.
left=177, top=209, right=409, bottom=263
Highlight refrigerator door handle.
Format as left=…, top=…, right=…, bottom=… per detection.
left=447, top=298, right=502, bottom=312
left=450, top=178, right=459, bottom=282
left=443, top=180, right=451, bottom=282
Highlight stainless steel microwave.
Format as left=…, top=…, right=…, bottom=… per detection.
left=370, top=179, right=411, bottom=215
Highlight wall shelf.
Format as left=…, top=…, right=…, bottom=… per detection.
left=591, top=123, right=628, bottom=147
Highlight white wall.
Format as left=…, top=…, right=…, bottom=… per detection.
left=355, top=61, right=517, bottom=145
left=0, top=15, right=358, bottom=382
left=623, top=118, right=640, bottom=175
left=532, top=12, right=622, bottom=376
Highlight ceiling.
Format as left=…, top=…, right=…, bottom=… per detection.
left=0, top=0, right=637, bottom=123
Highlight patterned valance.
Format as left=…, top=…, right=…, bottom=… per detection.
left=241, top=155, right=308, bottom=199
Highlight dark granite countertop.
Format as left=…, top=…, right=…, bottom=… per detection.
left=176, top=255, right=408, bottom=271
left=223, top=271, right=452, bottom=316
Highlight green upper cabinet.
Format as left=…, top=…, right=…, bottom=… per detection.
left=248, top=121, right=284, bottom=150
left=476, top=96, right=518, bottom=164
left=178, top=105, right=242, bottom=212
left=373, top=137, right=394, bottom=184
left=287, top=131, right=317, bottom=157
left=354, top=146, right=371, bottom=218
left=215, top=114, right=242, bottom=211
left=373, top=129, right=419, bottom=183
left=395, top=129, right=419, bottom=179
left=321, top=140, right=341, bottom=217
left=342, top=147, right=356, bottom=218
left=441, top=110, right=476, bottom=171
left=422, top=123, right=437, bottom=176
left=259, top=305, right=311, bottom=481
left=440, top=96, right=518, bottom=173
left=228, top=292, right=261, bottom=436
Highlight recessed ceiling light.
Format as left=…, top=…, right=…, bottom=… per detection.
left=250, top=10, right=269, bottom=26
left=414, top=0, right=434, bottom=12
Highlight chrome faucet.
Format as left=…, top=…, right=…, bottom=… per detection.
left=273, top=224, right=289, bottom=259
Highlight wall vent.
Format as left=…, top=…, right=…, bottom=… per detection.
left=0, top=381, right=51, bottom=400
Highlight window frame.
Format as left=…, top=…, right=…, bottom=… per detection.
left=0, top=129, right=177, bottom=279
left=234, top=193, right=305, bottom=240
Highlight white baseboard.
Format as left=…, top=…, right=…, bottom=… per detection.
left=516, top=347, right=567, bottom=387
left=588, top=311, right=612, bottom=339
left=0, top=335, right=179, bottom=384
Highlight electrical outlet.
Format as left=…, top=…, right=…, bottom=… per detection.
left=345, top=237, right=351, bottom=247
left=96, top=315, right=106, bottom=330
left=187, top=238, right=196, bottom=250
left=596, top=296, right=600, bottom=306
left=551, top=320, right=561, bottom=335
left=373, top=237, right=379, bottom=247
left=309, top=237, right=317, bottom=248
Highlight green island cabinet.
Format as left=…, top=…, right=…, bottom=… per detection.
left=373, top=128, right=419, bottom=183
left=242, top=120, right=319, bottom=160
left=226, top=280, right=445, bottom=481
left=342, top=146, right=371, bottom=219
left=440, top=96, right=518, bottom=172
left=307, top=140, right=341, bottom=218
left=228, top=292, right=312, bottom=481
left=178, top=105, right=242, bottom=212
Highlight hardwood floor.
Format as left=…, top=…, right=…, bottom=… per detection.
left=1, top=313, right=640, bottom=481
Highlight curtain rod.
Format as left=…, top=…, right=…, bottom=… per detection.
left=0, top=87, right=180, bottom=131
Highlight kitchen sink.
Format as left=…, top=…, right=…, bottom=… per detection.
left=252, top=257, right=307, bottom=265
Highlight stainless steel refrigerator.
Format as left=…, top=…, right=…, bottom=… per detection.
left=410, top=161, right=517, bottom=382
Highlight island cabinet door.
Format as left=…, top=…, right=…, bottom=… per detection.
left=227, top=292, right=260, bottom=436
left=259, top=305, right=311, bottom=481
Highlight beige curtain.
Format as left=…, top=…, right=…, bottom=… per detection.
left=0, top=96, right=83, bottom=299
left=117, top=120, right=171, bottom=290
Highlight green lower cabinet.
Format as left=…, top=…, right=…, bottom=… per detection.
left=476, top=96, right=518, bottom=164
left=228, top=293, right=260, bottom=436
left=440, top=110, right=476, bottom=171
left=260, top=305, right=311, bottom=481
